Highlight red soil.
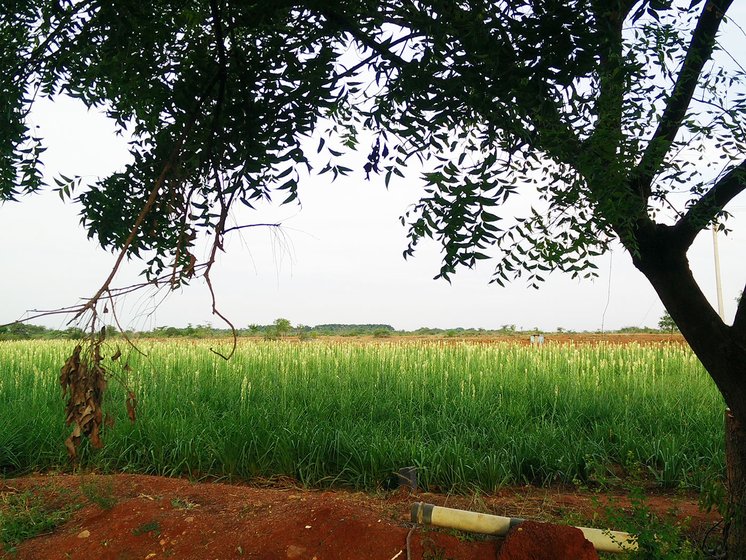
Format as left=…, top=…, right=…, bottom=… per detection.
left=405, top=333, right=687, bottom=346
left=1, top=474, right=715, bottom=560
left=497, top=521, right=598, bottom=560
left=157, top=333, right=687, bottom=347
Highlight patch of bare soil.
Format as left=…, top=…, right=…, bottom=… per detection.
left=0, top=475, right=714, bottom=560
left=412, top=333, right=686, bottom=346
left=1, top=474, right=718, bottom=560
left=263, top=333, right=686, bottom=347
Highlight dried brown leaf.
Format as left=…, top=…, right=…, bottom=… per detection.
left=59, top=337, right=136, bottom=459
left=90, top=422, right=103, bottom=449
left=60, top=342, right=107, bottom=459
left=126, top=392, right=137, bottom=424
left=64, top=435, right=77, bottom=459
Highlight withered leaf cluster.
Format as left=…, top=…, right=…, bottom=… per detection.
left=59, top=341, right=136, bottom=459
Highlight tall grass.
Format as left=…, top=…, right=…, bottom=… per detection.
left=0, top=339, right=724, bottom=492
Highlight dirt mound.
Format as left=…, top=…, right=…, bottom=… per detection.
left=497, top=520, right=598, bottom=560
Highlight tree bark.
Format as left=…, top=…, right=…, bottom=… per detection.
left=726, top=409, right=746, bottom=557
left=632, top=228, right=746, bottom=418
left=630, top=224, right=746, bottom=558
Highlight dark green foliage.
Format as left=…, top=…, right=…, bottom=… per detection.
left=4, top=2, right=743, bottom=290
left=0, top=322, right=669, bottom=339
left=0, top=322, right=49, bottom=340
left=599, top=488, right=705, bottom=559
left=658, top=311, right=679, bottom=333
left=132, top=520, right=161, bottom=537
left=617, top=326, right=658, bottom=334
left=0, top=323, right=106, bottom=340
left=79, top=476, right=117, bottom=510
left=2, top=1, right=347, bottom=284
left=304, top=324, right=395, bottom=335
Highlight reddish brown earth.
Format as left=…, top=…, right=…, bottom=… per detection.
left=464, top=333, right=686, bottom=346
left=149, top=333, right=686, bottom=347
left=330, top=333, right=685, bottom=345
left=1, top=474, right=716, bottom=560
left=497, top=521, right=598, bottom=560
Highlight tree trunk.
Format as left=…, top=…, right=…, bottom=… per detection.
left=629, top=225, right=746, bottom=558
left=726, top=409, right=746, bottom=557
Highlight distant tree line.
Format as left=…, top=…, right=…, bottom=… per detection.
left=0, top=318, right=680, bottom=341
left=0, top=323, right=117, bottom=341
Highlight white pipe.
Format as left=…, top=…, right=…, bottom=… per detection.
left=411, top=502, right=638, bottom=554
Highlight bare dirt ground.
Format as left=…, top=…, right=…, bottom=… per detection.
left=471, top=333, right=686, bottom=345
left=1, top=473, right=716, bottom=560
left=148, top=332, right=686, bottom=346
left=276, top=333, right=687, bottom=347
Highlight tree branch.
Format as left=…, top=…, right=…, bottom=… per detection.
left=223, top=222, right=282, bottom=235
left=429, top=3, right=584, bottom=167
left=70, top=68, right=222, bottom=324
left=71, top=158, right=173, bottom=324
left=632, top=0, right=733, bottom=198
left=584, top=3, right=626, bottom=187
left=202, top=171, right=237, bottom=360
left=309, top=5, right=409, bottom=68
left=14, top=0, right=97, bottom=81
left=332, top=32, right=422, bottom=82
left=208, top=0, right=228, bottom=142
left=673, top=159, right=746, bottom=247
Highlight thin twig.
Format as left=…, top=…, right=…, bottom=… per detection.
left=2, top=263, right=215, bottom=330
left=69, top=163, right=171, bottom=324
left=105, top=289, right=147, bottom=358
left=202, top=172, right=237, bottom=360
left=223, top=222, right=282, bottom=235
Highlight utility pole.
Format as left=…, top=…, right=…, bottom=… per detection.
left=713, top=227, right=725, bottom=320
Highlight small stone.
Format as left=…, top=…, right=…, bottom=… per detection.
left=286, top=544, right=306, bottom=558
left=304, top=525, right=311, bottom=529
left=185, top=516, right=194, bottom=523
left=77, top=530, right=90, bottom=539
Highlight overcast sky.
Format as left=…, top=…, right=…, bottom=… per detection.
left=2, top=9, right=745, bottom=333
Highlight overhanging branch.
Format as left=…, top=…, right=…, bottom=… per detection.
left=432, top=3, right=584, bottom=168
left=584, top=3, right=625, bottom=191
left=673, top=159, right=746, bottom=247
left=632, top=0, right=733, bottom=198
left=309, top=4, right=410, bottom=68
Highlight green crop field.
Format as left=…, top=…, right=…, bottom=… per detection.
left=0, top=338, right=724, bottom=492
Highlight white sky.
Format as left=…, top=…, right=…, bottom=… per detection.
left=1, top=9, right=745, bottom=333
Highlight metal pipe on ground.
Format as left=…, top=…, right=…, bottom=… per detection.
left=410, top=502, right=638, bottom=554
